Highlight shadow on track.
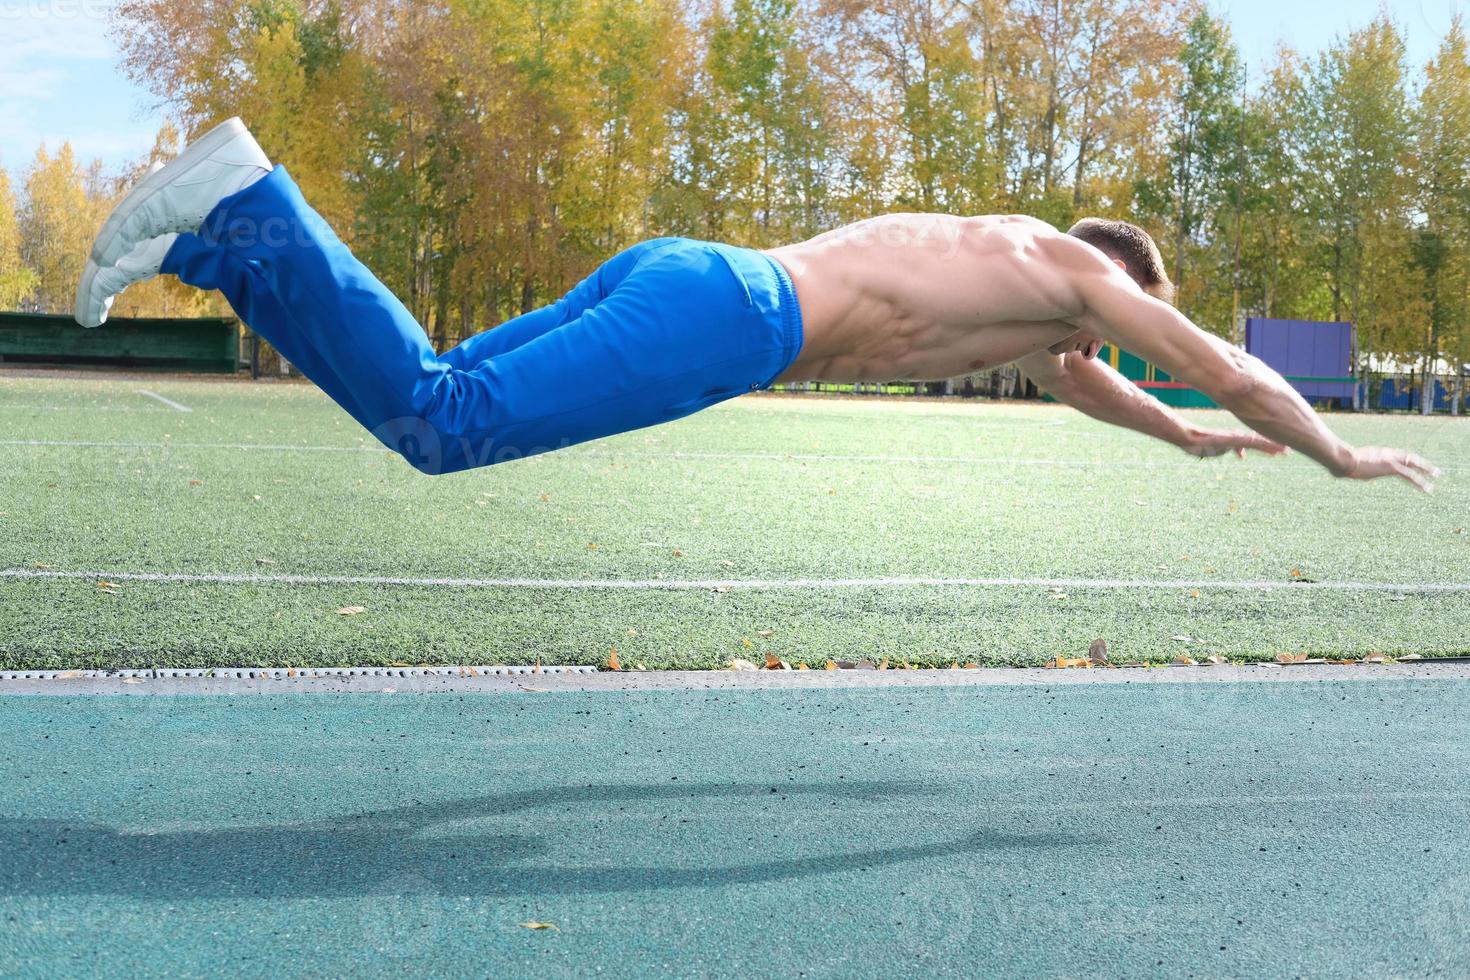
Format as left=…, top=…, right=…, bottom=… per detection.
left=0, top=779, right=1085, bottom=898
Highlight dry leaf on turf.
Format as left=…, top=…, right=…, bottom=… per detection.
left=1289, top=567, right=1303, bottom=579
left=255, top=557, right=276, bottom=565
left=1188, top=589, right=1201, bottom=599
left=729, top=658, right=760, bottom=672
left=606, top=647, right=622, bottom=671
left=963, top=662, right=980, bottom=670
left=765, top=653, right=792, bottom=670
left=1088, top=638, right=1109, bottom=664
left=1171, top=656, right=1198, bottom=666
left=1274, top=652, right=1308, bottom=664
left=519, top=922, right=559, bottom=932
left=741, top=637, right=753, bottom=649
left=1365, top=652, right=1387, bottom=663
left=757, top=629, right=774, bottom=638
left=878, top=659, right=890, bottom=670
left=824, top=660, right=838, bottom=671
left=1205, top=655, right=1229, bottom=665
left=336, top=606, right=366, bottom=616
left=795, top=663, right=809, bottom=670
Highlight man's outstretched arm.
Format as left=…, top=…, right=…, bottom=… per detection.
left=1016, top=350, right=1286, bottom=459
left=1059, top=238, right=1442, bottom=492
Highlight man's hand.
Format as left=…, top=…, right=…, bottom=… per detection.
left=1184, top=427, right=1289, bottom=460
left=1343, top=447, right=1442, bottom=493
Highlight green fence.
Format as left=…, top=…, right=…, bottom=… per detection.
left=0, top=312, right=239, bottom=374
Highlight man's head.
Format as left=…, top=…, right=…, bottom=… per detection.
left=1067, top=218, right=1175, bottom=305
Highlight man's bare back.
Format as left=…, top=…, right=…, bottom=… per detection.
left=765, top=212, right=1441, bottom=493
left=768, top=213, right=1096, bottom=383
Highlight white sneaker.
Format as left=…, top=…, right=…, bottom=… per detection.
left=89, top=117, right=271, bottom=268
left=74, top=233, right=179, bottom=328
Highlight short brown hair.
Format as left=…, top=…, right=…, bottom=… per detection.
left=1067, top=218, right=1175, bottom=304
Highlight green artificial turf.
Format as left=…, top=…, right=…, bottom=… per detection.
left=0, top=374, right=1466, bottom=669
left=2, top=680, right=1468, bottom=977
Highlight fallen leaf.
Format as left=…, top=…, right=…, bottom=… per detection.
left=1274, top=652, right=1308, bottom=664
left=586, top=542, right=598, bottom=551
left=765, top=653, right=791, bottom=670
left=519, top=921, right=559, bottom=932
left=1401, top=653, right=1424, bottom=661
left=336, top=606, right=366, bottom=616
left=538, top=493, right=550, bottom=502
left=824, top=660, right=838, bottom=671
left=741, top=637, right=753, bottom=649
left=97, top=580, right=122, bottom=590
left=1289, top=567, right=1303, bottom=579
left=713, top=586, right=731, bottom=594
left=1205, top=655, right=1229, bottom=665
left=757, top=629, right=775, bottom=639
left=1170, top=656, right=1198, bottom=666
left=1364, top=652, right=1388, bottom=663
left=963, top=662, right=980, bottom=670
left=1188, top=589, right=1201, bottom=599
left=634, top=663, right=647, bottom=671
left=606, top=647, right=622, bottom=671
left=1088, top=638, right=1109, bottom=664
left=795, top=663, right=809, bottom=670
left=626, top=628, right=638, bottom=637
left=729, top=658, right=760, bottom=672
left=877, top=659, right=890, bottom=670
left=255, top=557, right=276, bottom=565
left=188, top=479, right=203, bottom=486
left=32, top=563, right=50, bottom=569
left=1169, top=634, right=1194, bottom=643
left=671, top=549, right=683, bottom=558
left=721, top=560, right=735, bottom=567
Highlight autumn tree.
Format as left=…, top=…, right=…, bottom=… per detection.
left=0, top=168, right=38, bottom=310
left=19, top=144, right=95, bottom=313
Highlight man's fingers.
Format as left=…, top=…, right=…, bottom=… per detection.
left=1406, top=453, right=1442, bottom=478
left=1393, top=461, right=1433, bottom=493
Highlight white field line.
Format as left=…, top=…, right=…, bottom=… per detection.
left=136, top=390, right=192, bottom=413
left=0, top=437, right=1302, bottom=469
left=3, top=567, right=1467, bottom=593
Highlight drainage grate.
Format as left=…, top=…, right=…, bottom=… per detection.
left=0, top=665, right=600, bottom=682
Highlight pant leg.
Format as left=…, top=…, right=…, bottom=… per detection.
left=163, top=231, right=372, bottom=426
left=437, top=237, right=683, bottom=370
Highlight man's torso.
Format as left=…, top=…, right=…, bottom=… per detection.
left=764, top=214, right=1090, bottom=382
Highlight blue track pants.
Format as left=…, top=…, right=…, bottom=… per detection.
left=160, top=167, right=803, bottom=474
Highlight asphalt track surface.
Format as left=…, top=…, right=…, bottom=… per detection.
left=3, top=674, right=1468, bottom=977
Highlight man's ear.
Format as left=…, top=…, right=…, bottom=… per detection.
left=1112, top=259, right=1128, bottom=274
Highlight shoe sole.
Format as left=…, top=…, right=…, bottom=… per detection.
left=89, top=116, right=247, bottom=267
left=74, top=259, right=103, bottom=328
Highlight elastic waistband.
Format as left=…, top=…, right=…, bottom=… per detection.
left=761, top=252, right=804, bottom=383
left=708, top=243, right=804, bottom=387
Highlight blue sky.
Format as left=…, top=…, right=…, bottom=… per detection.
left=1, top=0, right=1466, bottom=179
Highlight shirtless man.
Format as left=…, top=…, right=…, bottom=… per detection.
left=78, top=118, right=1439, bottom=490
